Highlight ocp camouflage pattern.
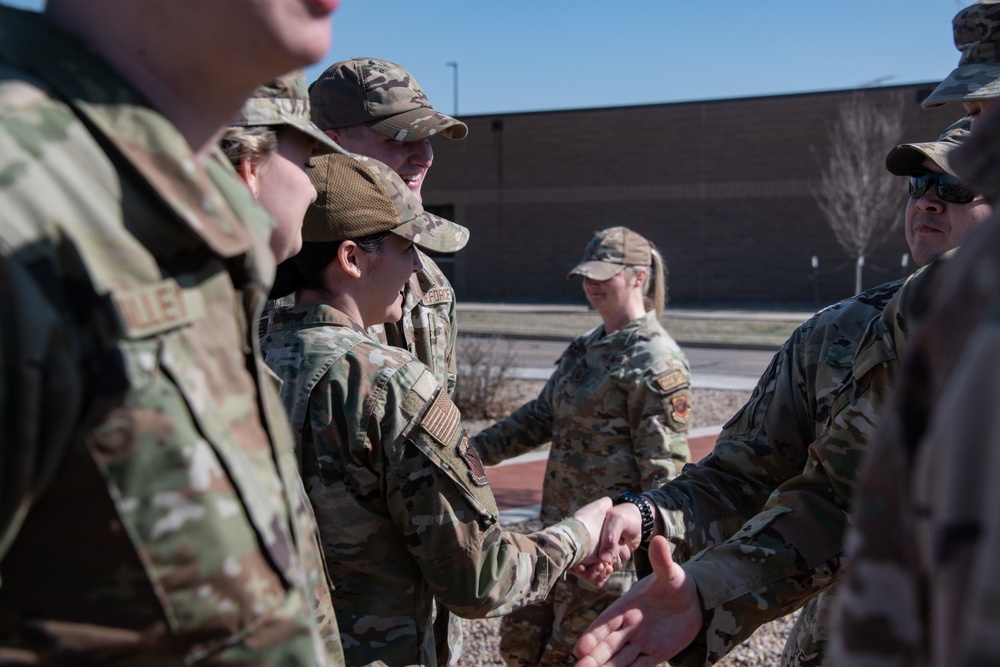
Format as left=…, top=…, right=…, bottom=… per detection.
left=472, top=309, right=691, bottom=665
left=642, top=279, right=905, bottom=666
left=262, top=303, right=592, bottom=667
left=369, top=252, right=460, bottom=395
left=0, top=7, right=340, bottom=665
left=832, top=111, right=1000, bottom=665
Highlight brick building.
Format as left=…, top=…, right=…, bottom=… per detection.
left=420, top=83, right=960, bottom=307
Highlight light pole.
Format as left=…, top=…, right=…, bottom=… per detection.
left=446, top=61, right=458, bottom=117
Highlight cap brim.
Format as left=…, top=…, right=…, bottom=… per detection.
left=567, top=261, right=626, bottom=281
left=369, top=107, right=469, bottom=142
left=886, top=143, right=957, bottom=176
left=290, top=121, right=347, bottom=156
left=922, top=63, right=1000, bottom=108
left=392, top=212, right=469, bottom=253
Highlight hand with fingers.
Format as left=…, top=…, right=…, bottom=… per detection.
left=573, top=536, right=703, bottom=667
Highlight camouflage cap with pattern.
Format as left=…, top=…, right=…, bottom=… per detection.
left=923, top=0, right=1000, bottom=108
left=885, top=116, right=972, bottom=176
left=309, top=58, right=469, bottom=142
left=303, top=153, right=469, bottom=253
left=230, top=70, right=344, bottom=155
left=567, top=226, right=654, bottom=281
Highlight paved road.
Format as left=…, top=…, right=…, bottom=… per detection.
left=457, top=336, right=773, bottom=391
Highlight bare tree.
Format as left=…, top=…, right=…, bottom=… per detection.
left=813, top=92, right=906, bottom=293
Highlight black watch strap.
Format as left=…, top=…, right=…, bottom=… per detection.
left=612, top=491, right=654, bottom=545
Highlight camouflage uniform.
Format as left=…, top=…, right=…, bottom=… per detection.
left=0, top=7, right=340, bottom=666
left=831, top=89, right=1000, bottom=666
left=473, top=309, right=692, bottom=666
left=262, top=303, right=592, bottom=667
left=309, top=57, right=468, bottom=396
left=642, top=279, right=905, bottom=666
left=369, top=259, right=459, bottom=394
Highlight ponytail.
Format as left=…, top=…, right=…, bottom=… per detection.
left=645, top=247, right=667, bottom=318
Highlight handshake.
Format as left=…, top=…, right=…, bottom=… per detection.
left=566, top=494, right=655, bottom=586
left=562, top=494, right=704, bottom=667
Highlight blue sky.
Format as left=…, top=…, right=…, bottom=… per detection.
left=4, top=1, right=973, bottom=116
left=312, top=0, right=972, bottom=115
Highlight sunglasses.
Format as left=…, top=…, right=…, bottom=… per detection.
left=909, top=170, right=977, bottom=204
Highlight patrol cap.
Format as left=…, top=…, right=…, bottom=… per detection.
left=567, top=227, right=653, bottom=281
left=309, top=57, right=469, bottom=142
left=303, top=153, right=469, bottom=253
left=923, top=0, right=1000, bottom=108
left=231, top=70, right=344, bottom=155
left=885, top=117, right=972, bottom=176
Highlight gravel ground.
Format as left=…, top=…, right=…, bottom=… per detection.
left=457, top=386, right=800, bottom=666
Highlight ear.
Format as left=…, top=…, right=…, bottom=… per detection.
left=632, top=267, right=648, bottom=287
left=336, top=240, right=364, bottom=278
left=236, top=156, right=261, bottom=199
left=324, top=128, right=345, bottom=147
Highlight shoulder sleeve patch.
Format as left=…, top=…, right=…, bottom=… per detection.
left=654, top=369, right=688, bottom=394
left=422, top=387, right=462, bottom=447
left=457, top=433, right=490, bottom=487
left=670, top=394, right=691, bottom=422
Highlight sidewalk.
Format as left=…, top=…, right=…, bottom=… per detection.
left=457, top=302, right=813, bottom=351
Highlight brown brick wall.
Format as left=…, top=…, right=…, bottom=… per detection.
left=422, top=84, right=960, bottom=306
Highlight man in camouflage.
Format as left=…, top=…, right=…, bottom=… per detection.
left=0, top=1, right=343, bottom=664
left=471, top=226, right=691, bottom=666
left=920, top=0, right=1000, bottom=121
left=831, top=75, right=1000, bottom=667
left=573, top=121, right=991, bottom=667
left=262, top=152, right=620, bottom=667
left=308, top=57, right=467, bottom=395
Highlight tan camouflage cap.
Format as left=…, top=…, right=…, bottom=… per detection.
left=885, top=116, right=972, bottom=176
left=303, top=153, right=469, bottom=253
left=923, top=0, right=1000, bottom=108
left=567, top=227, right=653, bottom=281
left=309, top=58, right=469, bottom=142
left=230, top=70, right=344, bottom=155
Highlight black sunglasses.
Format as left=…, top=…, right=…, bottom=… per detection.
left=909, top=170, right=977, bottom=204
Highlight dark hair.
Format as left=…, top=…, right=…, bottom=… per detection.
left=269, top=233, right=389, bottom=299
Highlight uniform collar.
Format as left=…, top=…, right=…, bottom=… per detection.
left=269, top=302, right=368, bottom=336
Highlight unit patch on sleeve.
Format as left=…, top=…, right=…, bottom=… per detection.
left=457, top=433, right=489, bottom=487
left=671, top=395, right=691, bottom=422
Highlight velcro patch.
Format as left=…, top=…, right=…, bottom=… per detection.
left=110, top=279, right=205, bottom=339
left=422, top=388, right=462, bottom=447
left=655, top=369, right=688, bottom=394
left=422, top=287, right=453, bottom=306
left=457, top=434, right=489, bottom=486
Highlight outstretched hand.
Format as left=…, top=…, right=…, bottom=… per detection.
left=573, top=536, right=704, bottom=667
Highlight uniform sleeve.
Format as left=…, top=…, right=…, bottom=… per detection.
left=469, top=369, right=557, bottom=467
left=833, top=320, right=1000, bottom=666
left=0, top=251, right=82, bottom=565
left=628, top=359, right=692, bottom=490
left=646, top=324, right=818, bottom=560
left=384, top=366, right=589, bottom=619
left=669, top=331, right=895, bottom=666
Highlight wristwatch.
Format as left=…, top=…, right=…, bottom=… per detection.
left=612, top=491, right=654, bottom=545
